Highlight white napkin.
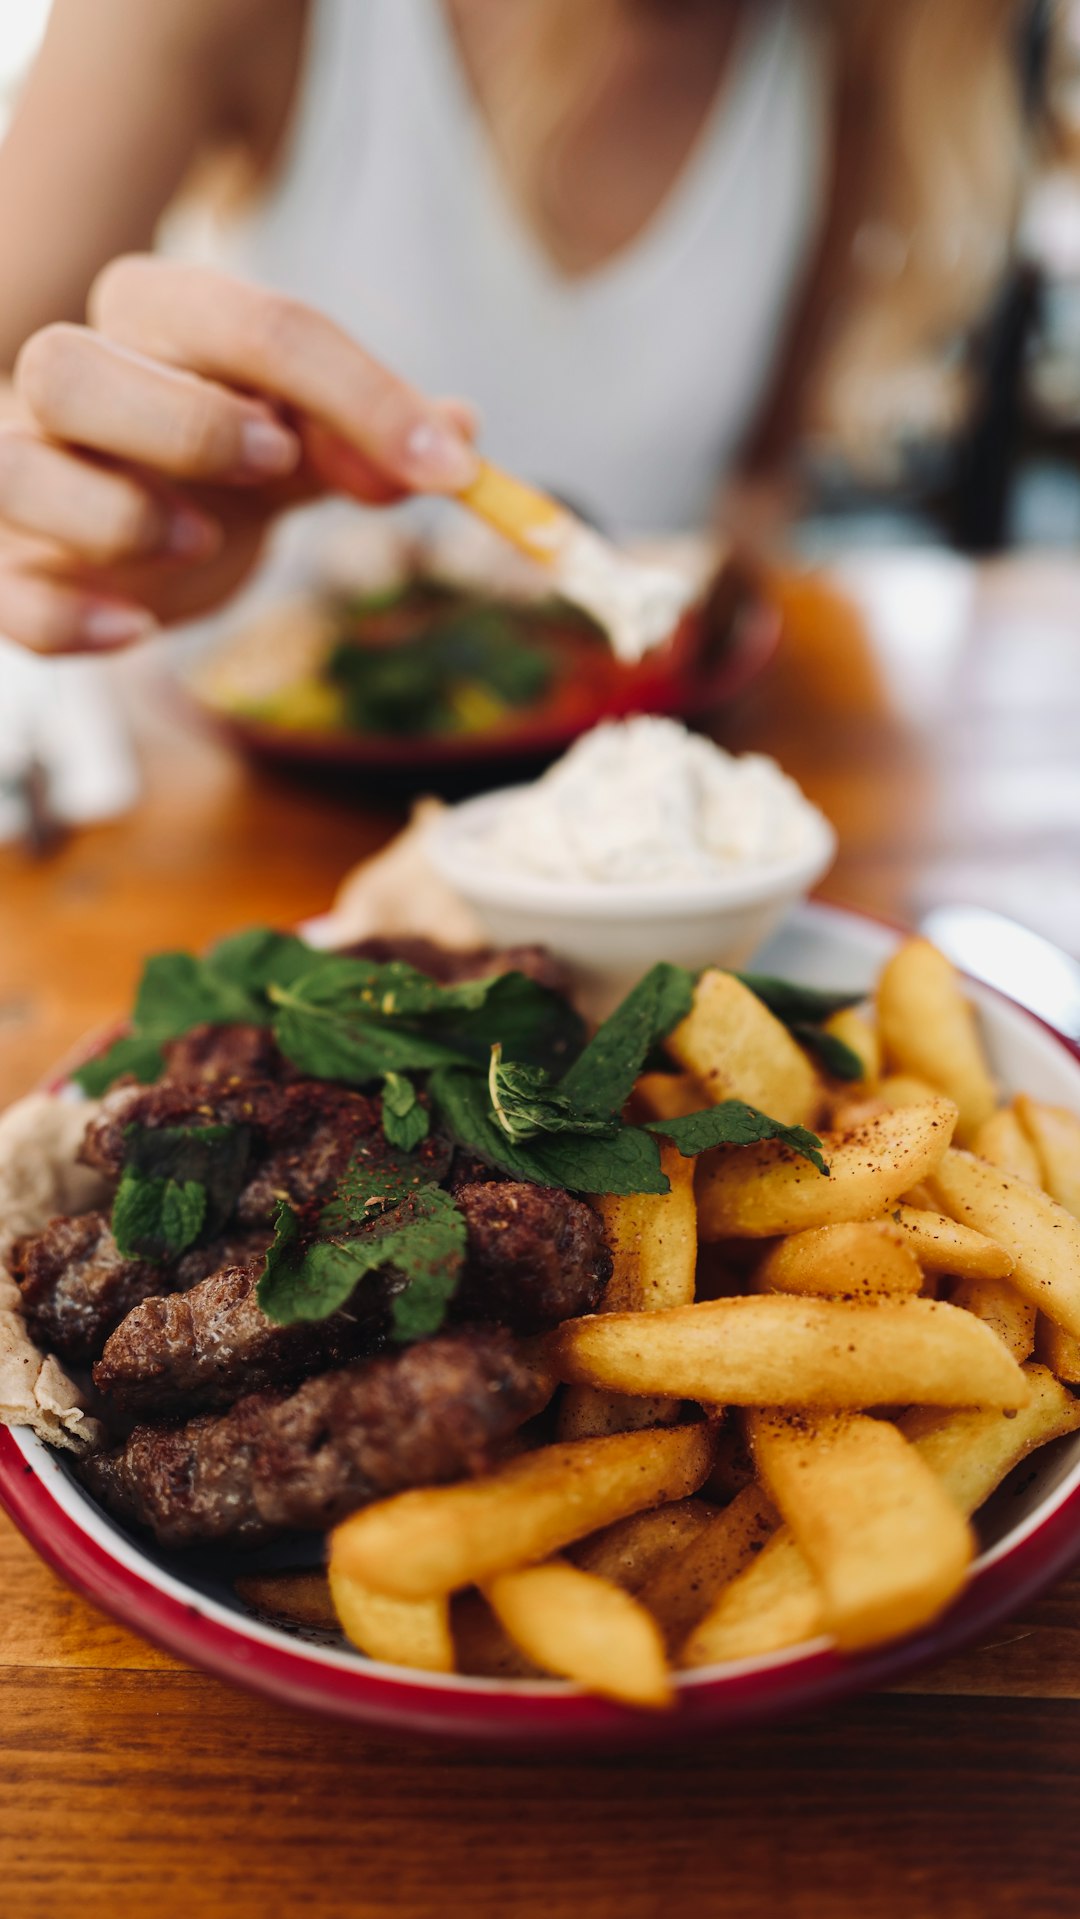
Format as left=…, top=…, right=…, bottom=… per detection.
left=0, top=638, right=140, bottom=842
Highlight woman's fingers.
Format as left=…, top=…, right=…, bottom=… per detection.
left=89, top=256, right=479, bottom=494
left=0, top=428, right=221, bottom=565
left=15, top=324, right=302, bottom=485
left=0, top=556, right=156, bottom=655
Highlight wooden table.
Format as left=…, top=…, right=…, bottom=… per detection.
left=3, top=552, right=1080, bottom=1918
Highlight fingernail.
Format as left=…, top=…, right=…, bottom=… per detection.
left=239, top=416, right=301, bottom=476
left=81, top=604, right=158, bottom=648
left=403, top=421, right=479, bottom=490
left=162, top=507, right=220, bottom=558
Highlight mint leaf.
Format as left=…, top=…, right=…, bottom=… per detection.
left=788, top=1022, right=864, bottom=1083
left=560, top=963, right=696, bottom=1118
left=258, top=1185, right=466, bottom=1333
left=134, top=951, right=266, bottom=1035
left=73, top=1033, right=168, bottom=1098
left=205, top=927, right=320, bottom=996
left=122, top=1121, right=251, bottom=1239
left=430, top=1066, right=668, bottom=1195
left=271, top=989, right=471, bottom=1082
left=112, top=1169, right=207, bottom=1260
left=649, top=1100, right=830, bottom=1175
left=487, top=1045, right=612, bottom=1145
left=733, top=974, right=865, bottom=1024
left=381, top=1074, right=430, bottom=1152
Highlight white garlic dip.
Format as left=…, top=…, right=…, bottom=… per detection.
left=471, top=716, right=826, bottom=886
left=548, top=524, right=696, bottom=663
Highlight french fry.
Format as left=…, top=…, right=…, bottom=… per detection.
left=696, top=1098, right=958, bottom=1239
left=973, top=1105, right=1044, bottom=1185
left=878, top=1073, right=944, bottom=1108
left=891, top=1204, right=1014, bottom=1279
left=948, top=1275, right=1036, bottom=1362
left=328, top=1567, right=454, bottom=1672
left=233, top=1570, right=337, bottom=1633
left=755, top=1220, right=923, bottom=1298
left=680, top=1528, right=824, bottom=1666
left=638, top=1480, right=778, bottom=1651
left=665, top=970, right=820, bottom=1128
left=746, top=1409, right=973, bottom=1652
left=823, top=1007, right=880, bottom=1086
left=899, top=1363, right=1080, bottom=1509
left=558, top=1143, right=696, bottom=1439
left=876, top=939, right=997, bottom=1144
left=457, top=458, right=568, bottom=562
left=483, top=1560, right=674, bottom=1708
left=1015, top=1096, right=1080, bottom=1218
left=331, top=1424, right=714, bottom=1600
left=547, top=1295, right=1030, bottom=1410
left=569, top=1497, right=714, bottom=1593
left=929, top=1148, right=1080, bottom=1339
left=1034, top=1314, right=1080, bottom=1384
left=632, top=1072, right=706, bottom=1123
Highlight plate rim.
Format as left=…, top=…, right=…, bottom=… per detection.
left=3, top=898, right=1080, bottom=1747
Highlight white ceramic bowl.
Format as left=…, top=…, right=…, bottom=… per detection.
left=427, top=787, right=837, bottom=1002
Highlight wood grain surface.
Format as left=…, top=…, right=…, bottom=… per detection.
left=2, top=554, right=1080, bottom=1918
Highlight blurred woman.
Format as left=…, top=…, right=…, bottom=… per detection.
left=0, top=0, right=1035, bottom=654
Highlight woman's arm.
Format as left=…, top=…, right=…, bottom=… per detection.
left=0, top=0, right=299, bottom=368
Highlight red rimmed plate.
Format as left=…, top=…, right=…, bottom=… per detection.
left=3, top=900, right=1080, bottom=1746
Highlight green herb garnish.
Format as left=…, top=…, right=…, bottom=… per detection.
left=110, top=1121, right=250, bottom=1261
left=735, top=971, right=866, bottom=1082
left=381, top=1073, right=430, bottom=1152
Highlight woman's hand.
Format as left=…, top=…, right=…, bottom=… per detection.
left=0, top=257, right=479, bottom=653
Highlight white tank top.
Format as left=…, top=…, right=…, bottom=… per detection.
left=173, top=0, right=827, bottom=538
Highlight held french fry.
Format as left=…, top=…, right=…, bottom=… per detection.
left=331, top=1424, right=714, bottom=1600
left=899, top=1363, right=1080, bottom=1510
left=483, top=1560, right=674, bottom=1708
left=637, top=1480, right=779, bottom=1652
left=665, top=970, right=820, bottom=1128
left=328, top=1566, right=454, bottom=1672
left=696, top=1098, right=958, bottom=1240
left=891, top=1205, right=1014, bottom=1280
left=948, top=1275, right=1036, bottom=1363
left=973, top=1105, right=1044, bottom=1185
left=755, top=1220, right=923, bottom=1298
left=547, top=1295, right=1030, bottom=1410
left=1015, top=1096, right=1080, bottom=1218
left=929, top=1148, right=1080, bottom=1339
left=746, top=1409, right=973, bottom=1652
left=876, top=939, right=997, bottom=1144
left=558, top=1143, right=696, bottom=1439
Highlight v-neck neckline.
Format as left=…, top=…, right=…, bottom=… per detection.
left=413, top=0, right=785, bottom=303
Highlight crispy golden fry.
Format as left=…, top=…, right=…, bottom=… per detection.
left=632, top=1072, right=706, bottom=1123
left=948, top=1275, right=1036, bottom=1362
left=973, top=1105, right=1044, bottom=1185
left=823, top=1007, right=880, bottom=1087
left=891, top=1204, right=1014, bottom=1279
left=665, top=969, right=820, bottom=1128
left=1015, top=1096, right=1080, bottom=1218
left=876, top=939, right=997, bottom=1144
left=1034, top=1314, right=1080, bottom=1384
left=547, top=1294, right=1029, bottom=1410
left=569, top=1497, right=714, bottom=1593
left=899, top=1362, right=1080, bottom=1508
left=929, top=1148, right=1080, bottom=1339
left=558, top=1143, right=696, bottom=1440
left=328, top=1567, right=454, bottom=1672
left=879, top=1073, right=945, bottom=1107
left=686, top=1360, right=1080, bottom=1668
left=484, top=1559, right=674, bottom=1708
left=755, top=1220, right=923, bottom=1298
left=331, top=1425, right=713, bottom=1600
left=696, top=1098, right=958, bottom=1240
left=680, top=1528, right=824, bottom=1667
left=746, top=1409, right=973, bottom=1652
left=638, top=1481, right=778, bottom=1652
left=233, top=1570, right=337, bottom=1633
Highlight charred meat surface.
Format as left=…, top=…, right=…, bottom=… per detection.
left=93, top=1256, right=383, bottom=1419
left=234, top=1081, right=451, bottom=1224
left=453, top=1181, right=612, bottom=1331
left=80, top=1327, right=546, bottom=1548
left=162, top=1022, right=288, bottom=1085
left=79, top=1078, right=285, bottom=1180
left=10, top=1214, right=271, bottom=1365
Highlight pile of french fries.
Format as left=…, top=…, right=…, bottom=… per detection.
left=246, top=941, right=1080, bottom=1708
